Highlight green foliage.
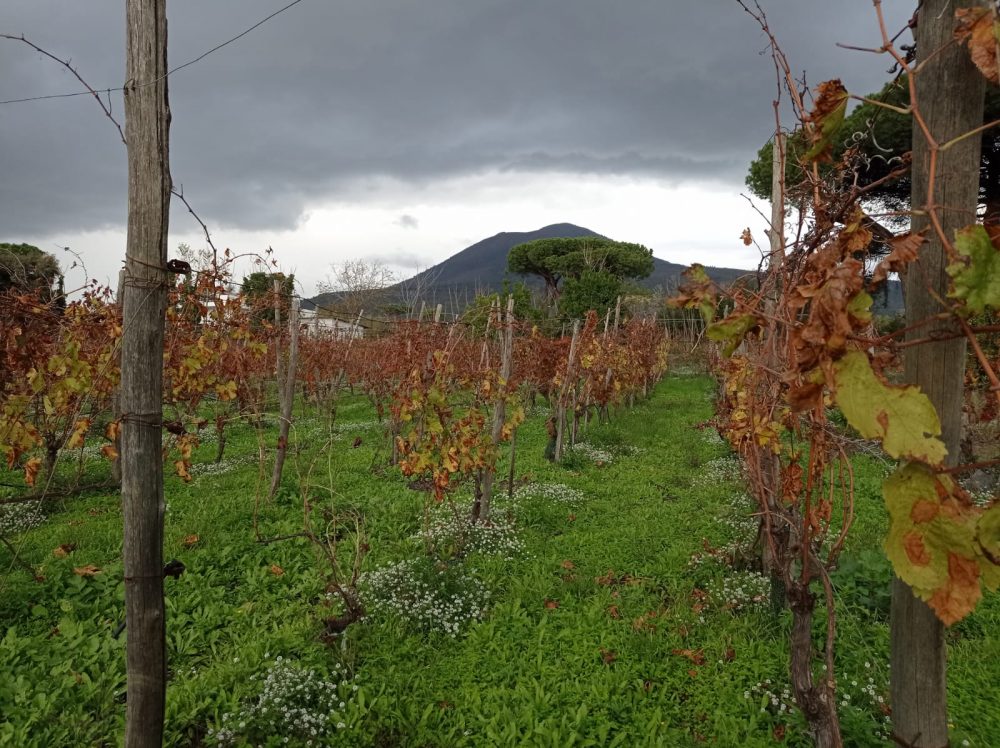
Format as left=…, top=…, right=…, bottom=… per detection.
left=830, top=549, right=893, bottom=619
left=463, top=281, right=541, bottom=333
left=507, top=237, right=653, bottom=306
left=0, top=243, right=63, bottom=304
left=240, top=271, right=294, bottom=324
left=746, top=79, right=1000, bottom=214
left=1, top=379, right=997, bottom=746
left=832, top=351, right=946, bottom=464
left=560, top=270, right=623, bottom=320
left=948, top=224, right=1000, bottom=315
left=707, top=314, right=759, bottom=357
left=883, top=462, right=1000, bottom=625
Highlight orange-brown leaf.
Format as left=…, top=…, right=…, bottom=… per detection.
left=73, top=564, right=101, bottom=577
left=24, top=457, right=42, bottom=487
left=903, top=530, right=932, bottom=566
left=269, top=564, right=285, bottom=576
left=911, top=500, right=940, bottom=524
left=872, top=231, right=926, bottom=285
left=67, top=418, right=91, bottom=450
left=955, top=6, right=999, bottom=84
left=672, top=648, right=706, bottom=666
left=928, top=553, right=982, bottom=625
left=174, top=460, right=192, bottom=483
left=52, top=543, right=76, bottom=559
left=182, top=534, right=199, bottom=548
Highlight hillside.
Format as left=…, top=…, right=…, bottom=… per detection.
left=308, top=223, right=749, bottom=313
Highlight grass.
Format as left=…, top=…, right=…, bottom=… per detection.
left=0, top=372, right=997, bottom=746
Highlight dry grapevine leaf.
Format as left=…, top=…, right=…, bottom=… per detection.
left=52, top=543, right=76, bottom=559
left=955, top=6, right=1000, bottom=84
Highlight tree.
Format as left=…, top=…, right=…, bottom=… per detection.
left=396, top=263, right=443, bottom=319
left=120, top=0, right=171, bottom=743
left=890, top=3, right=987, bottom=746
left=462, top=280, right=540, bottom=333
left=316, top=259, right=395, bottom=319
left=241, top=271, right=294, bottom=325
left=560, top=270, right=623, bottom=320
left=507, top=237, right=653, bottom=313
left=746, top=76, right=1000, bottom=225
left=0, top=243, right=64, bottom=303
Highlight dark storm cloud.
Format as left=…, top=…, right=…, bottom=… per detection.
left=0, top=0, right=913, bottom=239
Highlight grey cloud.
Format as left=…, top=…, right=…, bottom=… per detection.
left=1, top=0, right=913, bottom=240
left=500, top=151, right=742, bottom=180
left=394, top=214, right=419, bottom=229
left=366, top=250, right=427, bottom=270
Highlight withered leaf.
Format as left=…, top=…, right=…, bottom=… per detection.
left=955, top=6, right=1000, bottom=84
left=672, top=648, right=706, bottom=666
left=872, top=231, right=926, bottom=285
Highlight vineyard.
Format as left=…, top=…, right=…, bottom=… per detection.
left=3, top=0, right=1000, bottom=747
left=1, top=245, right=998, bottom=746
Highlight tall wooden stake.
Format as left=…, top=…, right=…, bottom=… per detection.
left=121, top=0, right=170, bottom=743
left=891, top=2, right=986, bottom=745
left=554, top=320, right=580, bottom=462
left=478, top=295, right=515, bottom=521
left=269, top=296, right=300, bottom=499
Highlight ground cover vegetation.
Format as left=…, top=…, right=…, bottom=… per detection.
left=3, top=360, right=997, bottom=746
left=668, top=3, right=1000, bottom=745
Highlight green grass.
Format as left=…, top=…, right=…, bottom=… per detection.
left=0, top=373, right=997, bottom=746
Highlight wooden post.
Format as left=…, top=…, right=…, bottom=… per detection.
left=763, top=130, right=788, bottom=612
left=433, top=303, right=442, bottom=323
left=554, top=320, right=580, bottom=462
left=272, top=277, right=282, bottom=328
left=891, top=3, right=986, bottom=745
left=120, top=0, right=170, bottom=743
left=269, top=296, right=300, bottom=500
left=352, top=309, right=363, bottom=340
left=478, top=295, right=515, bottom=521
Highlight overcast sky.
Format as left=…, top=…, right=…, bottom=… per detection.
left=1, top=1, right=913, bottom=294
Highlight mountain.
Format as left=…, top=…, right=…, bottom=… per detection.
left=308, top=223, right=749, bottom=314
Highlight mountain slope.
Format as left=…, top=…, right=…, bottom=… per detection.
left=308, top=223, right=749, bottom=312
